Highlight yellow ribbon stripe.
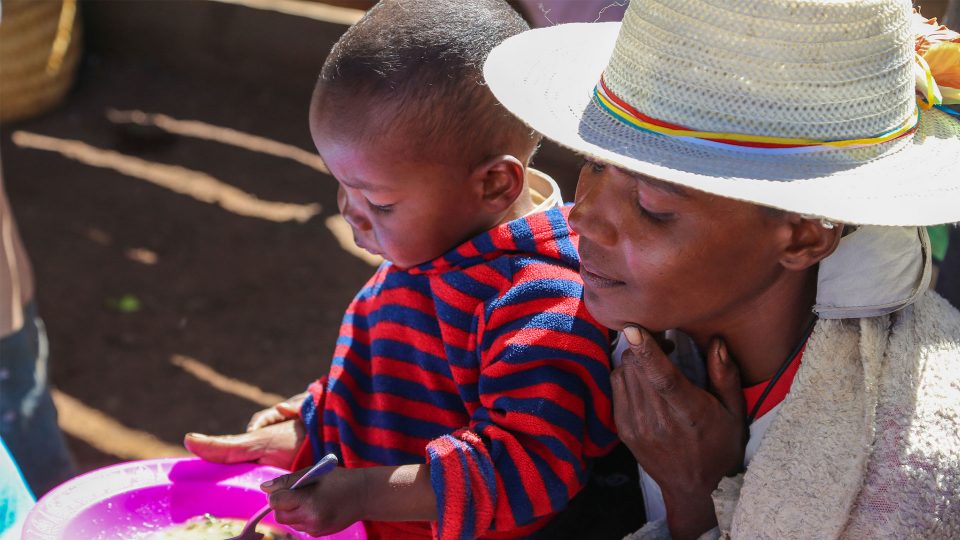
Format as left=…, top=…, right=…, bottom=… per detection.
left=593, top=88, right=920, bottom=149
left=915, top=53, right=942, bottom=110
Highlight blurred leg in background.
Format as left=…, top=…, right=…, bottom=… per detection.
left=0, top=167, right=76, bottom=496
left=0, top=303, right=76, bottom=496
left=0, top=0, right=83, bottom=496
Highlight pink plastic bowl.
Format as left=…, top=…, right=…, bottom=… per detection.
left=22, top=458, right=366, bottom=540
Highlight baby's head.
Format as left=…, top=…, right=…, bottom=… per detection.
left=310, top=0, right=539, bottom=268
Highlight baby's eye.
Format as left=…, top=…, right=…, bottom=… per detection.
left=366, top=199, right=394, bottom=214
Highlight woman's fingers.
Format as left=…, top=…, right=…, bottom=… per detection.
left=624, top=326, right=683, bottom=396
left=623, top=325, right=709, bottom=422
left=615, top=327, right=748, bottom=506
left=611, top=364, right=647, bottom=448
left=706, top=337, right=746, bottom=419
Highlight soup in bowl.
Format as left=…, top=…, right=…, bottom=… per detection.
left=21, top=458, right=365, bottom=540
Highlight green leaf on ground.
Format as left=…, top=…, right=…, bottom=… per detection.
left=106, top=294, right=142, bottom=313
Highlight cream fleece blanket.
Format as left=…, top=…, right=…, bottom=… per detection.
left=628, top=291, right=960, bottom=539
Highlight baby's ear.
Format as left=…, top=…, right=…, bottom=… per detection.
left=474, top=154, right=525, bottom=212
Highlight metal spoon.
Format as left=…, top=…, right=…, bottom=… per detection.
left=228, top=453, right=339, bottom=540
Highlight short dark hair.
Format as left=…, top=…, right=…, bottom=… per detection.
left=311, top=0, right=540, bottom=165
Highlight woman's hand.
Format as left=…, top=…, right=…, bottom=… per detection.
left=184, top=418, right=305, bottom=469
left=611, top=326, right=746, bottom=540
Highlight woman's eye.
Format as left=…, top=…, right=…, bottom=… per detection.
left=636, top=202, right=665, bottom=222
left=633, top=193, right=675, bottom=223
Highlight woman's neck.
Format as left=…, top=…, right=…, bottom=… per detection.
left=685, top=269, right=818, bottom=386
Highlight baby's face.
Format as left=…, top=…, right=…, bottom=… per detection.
left=314, top=132, right=490, bottom=269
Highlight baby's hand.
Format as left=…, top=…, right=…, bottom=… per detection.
left=262, top=466, right=367, bottom=537
left=247, top=392, right=308, bottom=432
left=184, top=418, right=304, bottom=469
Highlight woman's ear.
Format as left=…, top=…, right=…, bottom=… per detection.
left=471, top=155, right=525, bottom=213
left=778, top=214, right=844, bottom=271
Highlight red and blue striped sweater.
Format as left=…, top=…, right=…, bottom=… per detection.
left=295, top=206, right=616, bottom=540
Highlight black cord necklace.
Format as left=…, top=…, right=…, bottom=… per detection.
left=746, top=317, right=818, bottom=424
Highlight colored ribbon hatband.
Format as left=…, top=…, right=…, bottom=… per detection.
left=593, top=76, right=920, bottom=155
left=916, top=51, right=960, bottom=114
left=937, top=104, right=960, bottom=118
left=915, top=53, right=943, bottom=110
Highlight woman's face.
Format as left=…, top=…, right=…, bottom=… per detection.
left=569, top=159, right=790, bottom=334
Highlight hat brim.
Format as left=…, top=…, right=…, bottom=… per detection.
left=484, top=23, right=960, bottom=226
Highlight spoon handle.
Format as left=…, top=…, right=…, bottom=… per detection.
left=238, top=505, right=272, bottom=536
left=290, top=453, right=339, bottom=490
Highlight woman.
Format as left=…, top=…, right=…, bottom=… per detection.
left=484, top=0, right=960, bottom=538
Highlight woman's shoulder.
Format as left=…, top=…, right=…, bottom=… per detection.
left=880, top=290, right=960, bottom=419
left=841, top=290, right=960, bottom=537
left=892, top=290, right=960, bottom=384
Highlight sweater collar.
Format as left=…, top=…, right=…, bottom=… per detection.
left=408, top=170, right=576, bottom=275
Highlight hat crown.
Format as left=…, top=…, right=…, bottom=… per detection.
left=603, top=0, right=916, bottom=140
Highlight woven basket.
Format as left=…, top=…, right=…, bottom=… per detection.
left=0, top=0, right=82, bottom=123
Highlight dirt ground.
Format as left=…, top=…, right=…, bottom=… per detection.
left=1, top=1, right=581, bottom=483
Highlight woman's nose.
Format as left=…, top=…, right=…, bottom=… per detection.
left=337, top=185, right=372, bottom=232
left=569, top=172, right=619, bottom=247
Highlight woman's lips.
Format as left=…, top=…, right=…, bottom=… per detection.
left=580, top=263, right=625, bottom=289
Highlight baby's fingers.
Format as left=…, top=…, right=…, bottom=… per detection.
left=269, top=489, right=305, bottom=512
left=184, top=432, right=262, bottom=463
left=273, top=506, right=312, bottom=532
left=248, top=409, right=283, bottom=432
left=274, top=497, right=332, bottom=538
left=248, top=402, right=301, bottom=432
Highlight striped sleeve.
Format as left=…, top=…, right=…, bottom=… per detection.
left=425, top=262, right=617, bottom=540
left=293, top=376, right=329, bottom=470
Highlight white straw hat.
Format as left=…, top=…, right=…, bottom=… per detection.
left=484, top=0, right=960, bottom=226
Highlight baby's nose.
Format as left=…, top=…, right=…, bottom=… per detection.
left=337, top=186, right=372, bottom=232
